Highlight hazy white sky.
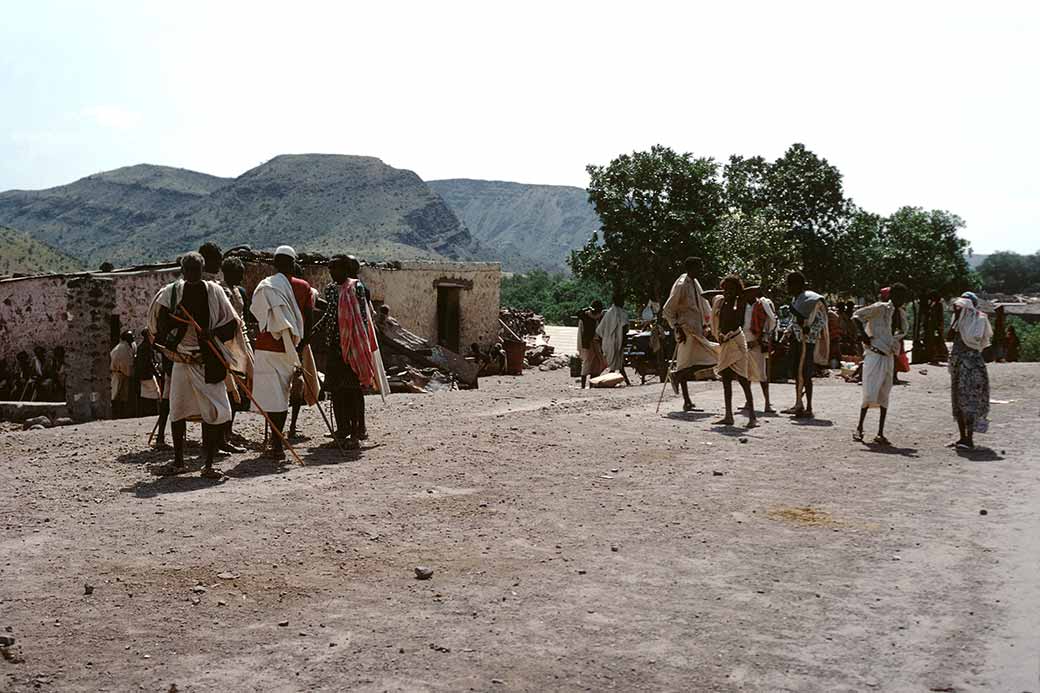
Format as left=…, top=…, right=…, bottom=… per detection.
left=2, top=1, right=1037, bottom=253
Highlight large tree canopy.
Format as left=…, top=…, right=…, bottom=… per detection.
left=570, top=143, right=977, bottom=304
left=569, top=145, right=725, bottom=302
left=977, top=251, right=1040, bottom=294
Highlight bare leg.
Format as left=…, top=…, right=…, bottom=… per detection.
left=680, top=380, right=696, bottom=411
left=267, top=411, right=288, bottom=459
left=288, top=403, right=301, bottom=438
left=201, top=423, right=224, bottom=477
left=619, top=367, right=631, bottom=387
left=581, top=375, right=588, bottom=389
left=804, top=379, right=814, bottom=416
left=716, top=373, right=735, bottom=425
left=738, top=376, right=757, bottom=426
left=155, top=399, right=170, bottom=448
left=172, top=420, right=187, bottom=470
left=856, top=407, right=868, bottom=438
left=761, top=382, right=773, bottom=412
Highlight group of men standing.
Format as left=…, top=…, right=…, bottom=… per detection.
left=146, top=243, right=384, bottom=479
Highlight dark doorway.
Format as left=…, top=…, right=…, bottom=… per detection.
left=109, top=314, right=121, bottom=348
left=437, top=286, right=461, bottom=353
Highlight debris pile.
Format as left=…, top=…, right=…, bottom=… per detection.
left=376, top=317, right=478, bottom=391
left=499, top=308, right=545, bottom=340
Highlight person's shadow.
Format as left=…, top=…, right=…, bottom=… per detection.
left=790, top=417, right=834, bottom=427
left=955, top=446, right=1004, bottom=461
left=121, top=462, right=223, bottom=498
left=225, top=454, right=292, bottom=478
left=664, top=411, right=713, bottom=422
left=862, top=443, right=919, bottom=458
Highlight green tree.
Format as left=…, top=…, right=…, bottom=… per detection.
left=500, top=271, right=610, bottom=325
left=569, top=145, right=726, bottom=301
left=723, top=144, right=852, bottom=293
left=717, top=211, right=800, bottom=292
left=875, top=207, right=977, bottom=299
left=978, top=251, right=1040, bottom=294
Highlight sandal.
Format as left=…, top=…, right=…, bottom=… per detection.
left=793, top=410, right=815, bottom=419
left=852, top=430, right=864, bottom=442
left=956, top=441, right=974, bottom=450
left=200, top=468, right=226, bottom=481
left=714, top=418, right=735, bottom=426
left=873, top=435, right=891, bottom=446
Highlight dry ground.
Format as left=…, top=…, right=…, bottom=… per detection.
left=1, top=363, right=1038, bottom=692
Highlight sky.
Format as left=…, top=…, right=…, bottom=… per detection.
left=1, top=0, right=1037, bottom=253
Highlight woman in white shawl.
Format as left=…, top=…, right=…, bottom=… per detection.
left=947, top=292, right=993, bottom=449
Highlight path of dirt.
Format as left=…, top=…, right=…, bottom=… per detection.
left=1, top=364, right=1038, bottom=692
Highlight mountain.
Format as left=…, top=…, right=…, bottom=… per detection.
left=429, top=179, right=599, bottom=273
left=0, top=225, right=84, bottom=276
left=0, top=155, right=479, bottom=266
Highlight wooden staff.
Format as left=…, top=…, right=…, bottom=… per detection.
left=174, top=305, right=305, bottom=466
left=299, top=359, right=351, bottom=458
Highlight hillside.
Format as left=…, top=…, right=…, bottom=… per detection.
left=429, top=179, right=599, bottom=272
left=0, top=225, right=84, bottom=275
left=0, top=156, right=479, bottom=266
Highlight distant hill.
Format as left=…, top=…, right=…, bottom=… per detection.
left=0, top=155, right=480, bottom=266
left=0, top=225, right=84, bottom=275
left=429, top=179, right=600, bottom=273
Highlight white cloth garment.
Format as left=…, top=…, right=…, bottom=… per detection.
left=110, top=341, right=134, bottom=401
left=662, top=274, right=717, bottom=369
left=952, top=297, right=993, bottom=352
left=251, top=273, right=304, bottom=367
left=252, top=349, right=297, bottom=413
left=152, top=280, right=239, bottom=425
left=853, top=301, right=907, bottom=408
left=710, top=295, right=749, bottom=379
left=596, top=305, right=629, bottom=372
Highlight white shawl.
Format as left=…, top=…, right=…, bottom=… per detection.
left=596, top=305, right=629, bottom=371
left=952, top=297, right=993, bottom=352
left=251, top=273, right=305, bottom=365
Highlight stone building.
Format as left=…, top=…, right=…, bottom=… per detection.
left=0, top=254, right=500, bottom=418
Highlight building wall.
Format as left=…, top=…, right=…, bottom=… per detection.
left=240, top=259, right=501, bottom=348
left=0, top=275, right=69, bottom=357
left=1, top=259, right=501, bottom=368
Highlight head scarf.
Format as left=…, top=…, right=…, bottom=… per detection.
left=952, top=296, right=992, bottom=352
left=961, top=291, right=979, bottom=307
left=879, top=287, right=891, bottom=301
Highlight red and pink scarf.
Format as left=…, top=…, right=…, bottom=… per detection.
left=338, top=279, right=377, bottom=388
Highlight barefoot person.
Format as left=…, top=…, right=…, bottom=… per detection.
left=152, top=252, right=242, bottom=479
left=662, top=257, right=717, bottom=411
left=852, top=283, right=909, bottom=444
left=743, top=285, right=776, bottom=414
left=948, top=292, right=992, bottom=449
left=783, top=272, right=829, bottom=419
left=711, top=276, right=757, bottom=427
left=250, top=246, right=314, bottom=460
left=595, top=290, right=632, bottom=386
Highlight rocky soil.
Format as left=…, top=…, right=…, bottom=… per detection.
left=1, top=365, right=1038, bottom=692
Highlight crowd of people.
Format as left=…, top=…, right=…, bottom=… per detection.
left=99, top=241, right=388, bottom=480
left=0, top=346, right=66, bottom=402
left=572, top=257, right=999, bottom=451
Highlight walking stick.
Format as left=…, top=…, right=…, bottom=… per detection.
left=656, top=341, right=681, bottom=414
left=175, top=306, right=305, bottom=466
left=147, top=416, right=161, bottom=446
left=299, top=361, right=351, bottom=458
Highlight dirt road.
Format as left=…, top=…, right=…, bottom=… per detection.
left=2, top=364, right=1038, bottom=692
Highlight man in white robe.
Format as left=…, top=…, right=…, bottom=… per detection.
left=152, top=251, right=241, bottom=478
left=595, top=292, right=631, bottom=386
left=109, top=331, right=135, bottom=418
left=783, top=272, right=829, bottom=419
left=250, top=245, right=313, bottom=459
left=710, top=276, right=757, bottom=427
left=852, top=283, right=909, bottom=445
left=662, top=257, right=718, bottom=411
left=743, top=286, right=777, bottom=413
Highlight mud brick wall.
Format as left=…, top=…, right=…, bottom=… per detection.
left=64, top=276, right=115, bottom=421
left=0, top=275, right=70, bottom=358
left=239, top=260, right=501, bottom=348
